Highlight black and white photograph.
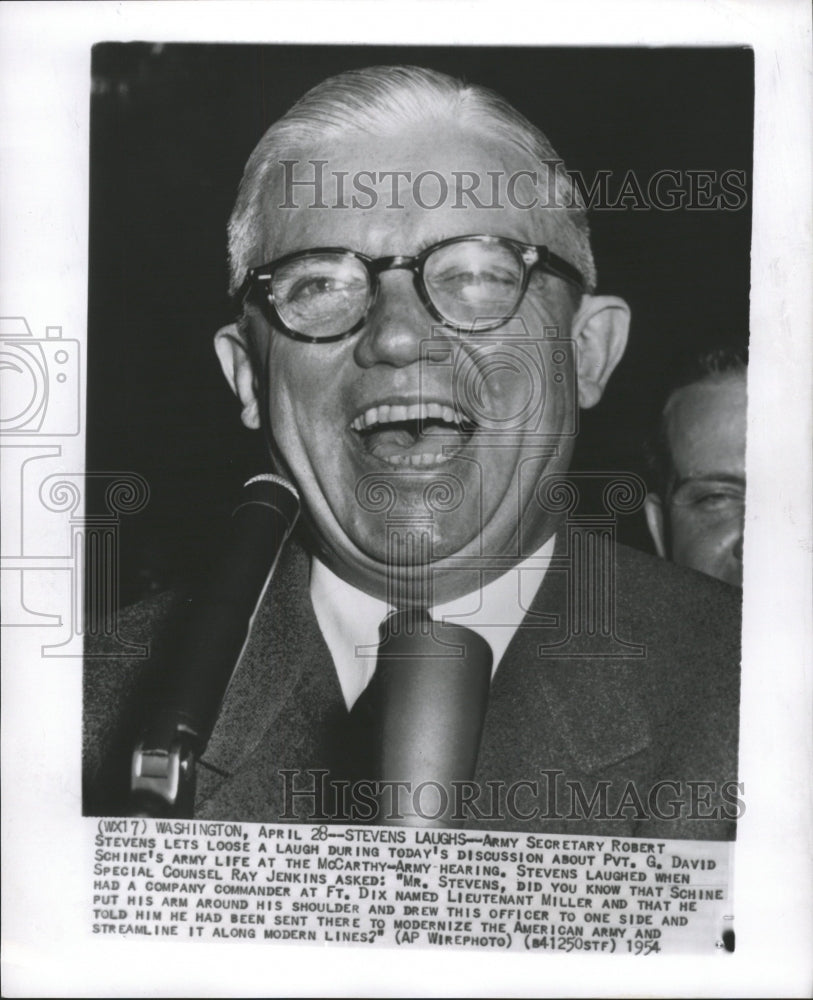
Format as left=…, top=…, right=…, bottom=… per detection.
left=1, top=2, right=811, bottom=997
left=83, top=44, right=750, bottom=837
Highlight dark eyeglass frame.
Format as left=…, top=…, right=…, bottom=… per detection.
left=237, top=234, right=586, bottom=344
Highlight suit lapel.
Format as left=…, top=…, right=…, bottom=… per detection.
left=199, top=542, right=344, bottom=789
left=483, top=526, right=652, bottom=777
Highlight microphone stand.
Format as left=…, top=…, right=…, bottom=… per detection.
left=129, top=474, right=300, bottom=817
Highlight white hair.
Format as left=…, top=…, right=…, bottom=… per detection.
left=227, top=65, right=597, bottom=296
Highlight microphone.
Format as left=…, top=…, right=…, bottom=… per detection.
left=351, top=610, right=493, bottom=828
left=130, top=474, right=300, bottom=817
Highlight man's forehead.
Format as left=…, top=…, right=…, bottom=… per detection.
left=271, top=120, right=534, bottom=183
left=665, top=373, right=747, bottom=476
left=256, top=122, right=571, bottom=259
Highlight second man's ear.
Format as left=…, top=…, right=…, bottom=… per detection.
left=214, top=323, right=261, bottom=429
left=644, top=493, right=668, bottom=559
left=571, top=295, right=631, bottom=409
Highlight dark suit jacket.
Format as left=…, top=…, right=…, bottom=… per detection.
left=83, top=532, right=741, bottom=839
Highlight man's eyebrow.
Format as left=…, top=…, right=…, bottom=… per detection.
left=414, top=232, right=456, bottom=253
left=341, top=233, right=458, bottom=258
left=671, top=473, right=746, bottom=492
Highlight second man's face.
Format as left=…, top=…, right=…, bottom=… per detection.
left=245, top=123, right=590, bottom=599
left=662, top=372, right=747, bottom=587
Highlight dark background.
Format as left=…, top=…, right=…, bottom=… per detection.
left=87, top=45, right=753, bottom=607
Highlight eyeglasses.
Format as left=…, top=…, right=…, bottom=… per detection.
left=238, top=235, right=586, bottom=343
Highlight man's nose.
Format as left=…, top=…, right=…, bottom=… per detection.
left=353, top=272, right=433, bottom=369
left=732, top=524, right=744, bottom=564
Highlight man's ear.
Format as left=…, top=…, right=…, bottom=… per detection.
left=571, top=296, right=630, bottom=409
left=644, top=493, right=668, bottom=559
left=214, top=323, right=261, bottom=429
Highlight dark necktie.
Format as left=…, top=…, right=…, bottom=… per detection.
left=348, top=609, right=493, bottom=827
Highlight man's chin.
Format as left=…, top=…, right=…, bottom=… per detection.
left=347, top=519, right=481, bottom=567
left=313, top=510, right=502, bottom=604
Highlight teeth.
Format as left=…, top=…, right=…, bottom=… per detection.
left=350, top=402, right=468, bottom=431
left=381, top=452, right=452, bottom=467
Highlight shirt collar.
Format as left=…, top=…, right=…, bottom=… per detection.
left=310, top=536, right=556, bottom=710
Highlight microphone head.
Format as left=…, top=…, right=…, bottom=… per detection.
left=238, top=473, right=300, bottom=530
left=243, top=472, right=300, bottom=501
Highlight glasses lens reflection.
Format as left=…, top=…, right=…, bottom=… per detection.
left=424, top=241, right=523, bottom=328
left=273, top=252, right=370, bottom=338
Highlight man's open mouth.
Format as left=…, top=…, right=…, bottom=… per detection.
left=350, top=402, right=477, bottom=467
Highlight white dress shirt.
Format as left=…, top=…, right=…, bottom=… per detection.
left=309, top=535, right=556, bottom=709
